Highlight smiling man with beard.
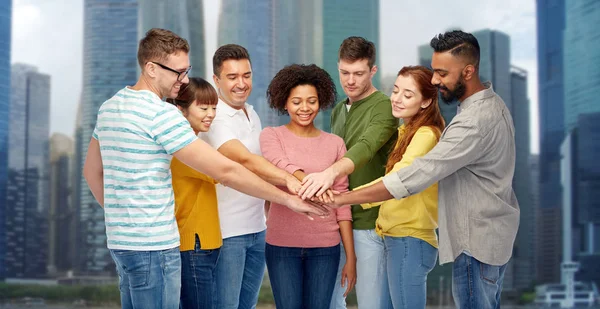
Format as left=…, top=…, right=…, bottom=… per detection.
left=330, top=30, right=520, bottom=309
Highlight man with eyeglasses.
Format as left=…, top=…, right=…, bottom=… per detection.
left=83, top=29, right=329, bottom=309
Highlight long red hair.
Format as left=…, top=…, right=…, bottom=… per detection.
left=385, top=66, right=446, bottom=173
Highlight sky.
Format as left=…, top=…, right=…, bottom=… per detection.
left=11, top=0, right=539, bottom=152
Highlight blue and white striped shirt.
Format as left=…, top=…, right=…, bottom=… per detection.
left=93, top=87, right=197, bottom=251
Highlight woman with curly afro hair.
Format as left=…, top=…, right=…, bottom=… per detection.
left=259, top=64, right=356, bottom=308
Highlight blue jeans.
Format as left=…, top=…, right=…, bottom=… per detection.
left=329, top=242, right=347, bottom=309
left=452, top=253, right=507, bottom=309
left=352, top=229, right=390, bottom=309
left=215, top=230, right=266, bottom=309
left=180, top=235, right=221, bottom=309
left=110, top=247, right=181, bottom=309
left=383, top=236, right=438, bottom=309
left=266, top=243, right=340, bottom=309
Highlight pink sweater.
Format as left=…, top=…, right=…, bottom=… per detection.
left=259, top=126, right=351, bottom=248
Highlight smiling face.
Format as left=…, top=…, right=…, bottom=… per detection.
left=431, top=51, right=468, bottom=103
left=213, top=59, right=252, bottom=109
left=390, top=74, right=432, bottom=123
left=285, top=84, right=319, bottom=129
left=179, top=101, right=217, bottom=134
left=151, top=52, right=191, bottom=99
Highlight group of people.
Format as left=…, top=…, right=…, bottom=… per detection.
left=83, top=27, right=520, bottom=309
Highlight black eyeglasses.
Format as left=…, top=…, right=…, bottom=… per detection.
left=149, top=61, right=192, bottom=82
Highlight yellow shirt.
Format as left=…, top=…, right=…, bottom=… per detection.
left=356, top=125, right=440, bottom=248
left=171, top=158, right=222, bottom=251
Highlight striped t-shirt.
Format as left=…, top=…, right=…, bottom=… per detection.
left=93, top=87, right=197, bottom=251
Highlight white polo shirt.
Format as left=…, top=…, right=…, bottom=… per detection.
left=199, top=98, right=266, bottom=239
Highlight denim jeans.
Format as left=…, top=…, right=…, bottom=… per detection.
left=266, top=243, right=340, bottom=309
left=328, top=242, right=347, bottom=309
left=215, top=230, right=266, bottom=309
left=452, top=253, right=507, bottom=309
left=180, top=235, right=221, bottom=309
left=383, top=236, right=438, bottom=309
left=353, top=229, right=391, bottom=309
left=110, top=247, right=181, bottom=309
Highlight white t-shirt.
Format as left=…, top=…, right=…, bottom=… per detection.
left=199, top=99, right=266, bottom=239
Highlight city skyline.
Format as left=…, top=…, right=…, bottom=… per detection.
left=10, top=0, right=539, bottom=152
left=1, top=0, right=599, bottom=297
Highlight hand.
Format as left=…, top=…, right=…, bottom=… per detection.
left=341, top=257, right=357, bottom=297
left=312, top=189, right=335, bottom=204
left=298, top=169, right=336, bottom=200
left=285, top=176, right=302, bottom=194
left=313, top=190, right=342, bottom=208
left=285, top=195, right=330, bottom=219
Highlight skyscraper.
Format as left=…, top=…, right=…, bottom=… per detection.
left=138, top=0, right=206, bottom=77
left=530, top=154, right=540, bottom=282
left=5, top=64, right=51, bottom=278
left=71, top=98, right=83, bottom=274
left=0, top=0, right=11, bottom=280
left=48, top=133, right=74, bottom=276
left=563, top=0, right=600, bottom=131
left=511, top=66, right=535, bottom=290
left=536, top=0, right=565, bottom=284
left=217, top=0, right=380, bottom=131
left=561, top=112, right=600, bottom=286
left=78, top=0, right=138, bottom=275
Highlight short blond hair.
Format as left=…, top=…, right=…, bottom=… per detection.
left=137, top=28, right=190, bottom=68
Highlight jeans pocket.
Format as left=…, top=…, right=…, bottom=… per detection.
left=479, top=262, right=501, bottom=284
left=419, top=241, right=438, bottom=271
left=113, top=251, right=150, bottom=288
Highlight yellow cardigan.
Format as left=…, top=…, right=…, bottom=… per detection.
left=171, top=158, right=222, bottom=251
left=357, top=125, right=440, bottom=248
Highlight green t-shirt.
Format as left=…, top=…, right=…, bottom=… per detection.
left=330, top=91, right=399, bottom=229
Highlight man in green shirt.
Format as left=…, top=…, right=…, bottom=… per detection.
left=299, top=36, right=398, bottom=309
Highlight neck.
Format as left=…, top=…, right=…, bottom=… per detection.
left=285, top=122, right=319, bottom=137
left=401, top=117, right=411, bottom=125
left=130, top=75, right=163, bottom=98
left=459, top=80, right=486, bottom=102
left=218, top=93, right=245, bottom=110
left=348, top=85, right=377, bottom=104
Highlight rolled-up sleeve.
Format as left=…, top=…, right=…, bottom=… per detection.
left=383, top=119, right=485, bottom=199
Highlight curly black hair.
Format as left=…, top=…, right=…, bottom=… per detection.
left=267, top=64, right=337, bottom=115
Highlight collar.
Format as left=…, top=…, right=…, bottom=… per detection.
left=218, top=98, right=253, bottom=117
left=344, top=90, right=381, bottom=110
left=459, top=82, right=495, bottom=110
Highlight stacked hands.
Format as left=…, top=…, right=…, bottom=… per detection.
left=284, top=170, right=341, bottom=219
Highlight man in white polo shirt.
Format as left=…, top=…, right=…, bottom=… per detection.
left=201, top=44, right=305, bottom=309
